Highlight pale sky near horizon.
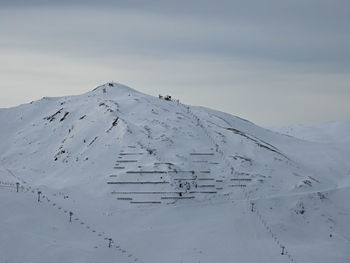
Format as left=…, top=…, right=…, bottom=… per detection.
left=0, top=0, right=349, bottom=126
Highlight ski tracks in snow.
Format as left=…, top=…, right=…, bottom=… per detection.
left=2, top=167, right=144, bottom=263
left=178, top=103, right=298, bottom=263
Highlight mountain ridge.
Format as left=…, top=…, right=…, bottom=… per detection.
left=1, top=82, right=349, bottom=263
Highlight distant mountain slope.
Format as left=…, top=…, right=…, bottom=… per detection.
left=270, top=121, right=350, bottom=185
left=270, top=120, right=350, bottom=144
left=1, top=83, right=349, bottom=263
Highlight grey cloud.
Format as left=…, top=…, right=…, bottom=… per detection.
left=0, top=0, right=349, bottom=125
left=1, top=4, right=349, bottom=67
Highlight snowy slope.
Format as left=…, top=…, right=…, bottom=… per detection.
left=1, top=83, right=349, bottom=263
left=271, top=121, right=350, bottom=172
left=270, top=121, right=350, bottom=144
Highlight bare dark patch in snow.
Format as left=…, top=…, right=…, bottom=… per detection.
left=60, top=112, right=69, bottom=122
left=106, top=117, right=119, bottom=133
left=44, top=108, right=63, bottom=122
left=88, top=136, right=98, bottom=146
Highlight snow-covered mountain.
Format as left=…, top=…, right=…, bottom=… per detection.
left=271, top=121, right=350, bottom=162
left=1, top=83, right=349, bottom=263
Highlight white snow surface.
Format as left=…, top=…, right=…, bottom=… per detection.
left=1, top=82, right=349, bottom=263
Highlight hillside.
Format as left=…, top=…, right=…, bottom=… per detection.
left=1, top=83, right=349, bottom=263
left=271, top=121, right=350, bottom=162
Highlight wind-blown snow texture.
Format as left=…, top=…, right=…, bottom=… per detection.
left=1, top=83, right=349, bottom=263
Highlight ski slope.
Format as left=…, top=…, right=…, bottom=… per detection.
left=1, top=82, right=349, bottom=262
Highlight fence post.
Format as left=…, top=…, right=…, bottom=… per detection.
left=281, top=245, right=285, bottom=255
left=37, top=191, right=42, bottom=202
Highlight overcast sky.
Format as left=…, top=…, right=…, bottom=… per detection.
left=0, top=0, right=349, bottom=126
